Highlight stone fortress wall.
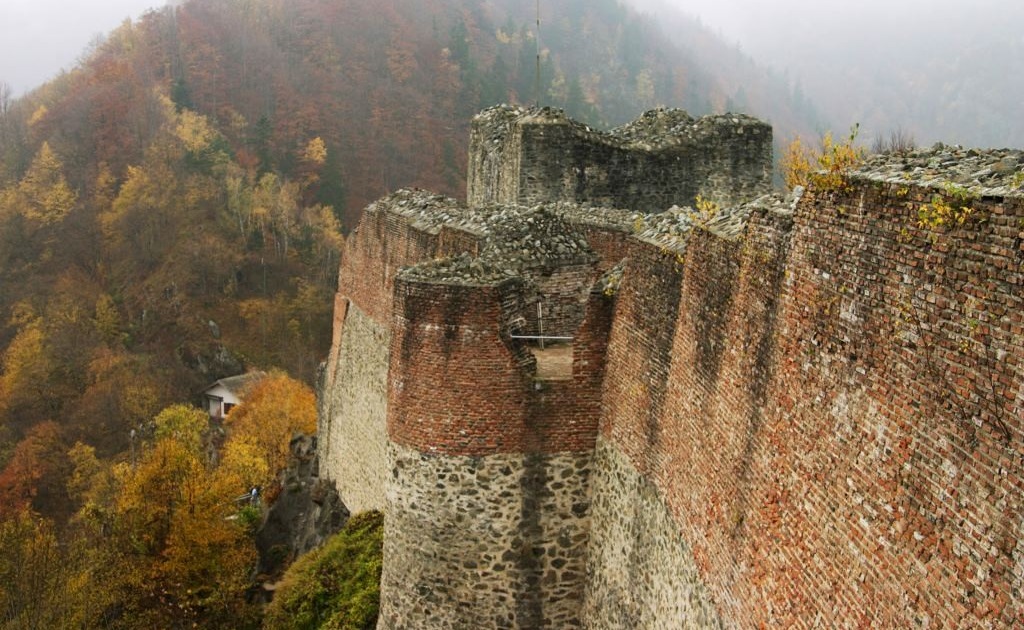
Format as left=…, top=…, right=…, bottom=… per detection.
left=319, top=104, right=1024, bottom=628
left=468, top=105, right=772, bottom=212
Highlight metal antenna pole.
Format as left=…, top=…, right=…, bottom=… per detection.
left=538, top=302, right=545, bottom=350
left=535, top=0, right=541, bottom=107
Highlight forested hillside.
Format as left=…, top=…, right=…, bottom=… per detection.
left=0, top=0, right=817, bottom=625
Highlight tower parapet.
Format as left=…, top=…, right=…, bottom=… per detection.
left=468, top=105, right=772, bottom=212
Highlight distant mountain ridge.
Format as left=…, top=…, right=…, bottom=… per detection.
left=4, top=0, right=820, bottom=227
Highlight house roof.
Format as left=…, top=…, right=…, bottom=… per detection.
left=202, top=371, right=267, bottom=397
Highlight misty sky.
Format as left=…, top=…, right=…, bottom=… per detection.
left=0, top=0, right=161, bottom=95
left=1, top=0, right=1016, bottom=92
left=630, top=0, right=1015, bottom=47
left=634, top=0, right=1024, bottom=146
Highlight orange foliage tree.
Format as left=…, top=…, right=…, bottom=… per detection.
left=90, top=404, right=259, bottom=628
left=222, top=372, right=317, bottom=489
left=0, top=422, right=68, bottom=520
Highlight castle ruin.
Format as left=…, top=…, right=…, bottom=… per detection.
left=318, top=105, right=1024, bottom=628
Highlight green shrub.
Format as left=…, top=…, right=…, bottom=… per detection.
left=263, top=511, right=384, bottom=630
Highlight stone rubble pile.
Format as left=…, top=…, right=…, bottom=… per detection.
left=631, top=191, right=800, bottom=251
left=474, top=205, right=592, bottom=265
left=610, top=108, right=768, bottom=149
left=383, top=176, right=804, bottom=286
left=554, top=204, right=643, bottom=232
left=856, top=145, right=1024, bottom=196
left=610, top=108, right=696, bottom=142
left=400, top=204, right=595, bottom=285
left=371, top=188, right=467, bottom=233
left=473, top=104, right=769, bottom=154
left=471, top=104, right=524, bottom=149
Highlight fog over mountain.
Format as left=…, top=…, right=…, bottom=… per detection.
left=627, top=0, right=1024, bottom=148
left=0, top=0, right=161, bottom=95
left=3, top=0, right=1022, bottom=147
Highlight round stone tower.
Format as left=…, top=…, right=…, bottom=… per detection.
left=377, top=209, right=613, bottom=629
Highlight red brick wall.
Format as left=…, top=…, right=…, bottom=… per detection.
left=601, top=182, right=1024, bottom=627
left=600, top=239, right=687, bottom=477
left=387, top=278, right=612, bottom=457
left=580, top=225, right=632, bottom=274
left=338, top=208, right=478, bottom=326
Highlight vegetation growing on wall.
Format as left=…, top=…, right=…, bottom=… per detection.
left=917, top=181, right=978, bottom=233
left=781, top=126, right=865, bottom=192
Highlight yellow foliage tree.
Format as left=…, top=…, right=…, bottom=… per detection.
left=93, top=294, right=122, bottom=345
left=220, top=439, right=269, bottom=490
left=175, top=108, right=218, bottom=154
left=302, top=136, right=327, bottom=167
left=15, top=142, right=77, bottom=224
left=781, top=125, right=865, bottom=192
left=106, top=404, right=258, bottom=626
left=780, top=136, right=814, bottom=191
left=223, top=373, right=317, bottom=488
left=153, top=404, right=207, bottom=454
left=0, top=319, right=52, bottom=418
left=174, top=106, right=229, bottom=171
left=0, top=510, right=94, bottom=629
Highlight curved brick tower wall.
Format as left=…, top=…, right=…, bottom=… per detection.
left=378, top=274, right=613, bottom=629
left=584, top=177, right=1024, bottom=627
left=468, top=106, right=773, bottom=212
left=318, top=192, right=478, bottom=513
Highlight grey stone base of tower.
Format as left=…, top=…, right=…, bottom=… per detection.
left=581, top=439, right=722, bottom=629
left=378, top=443, right=593, bottom=629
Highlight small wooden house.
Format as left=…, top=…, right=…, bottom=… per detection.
left=202, top=372, right=265, bottom=419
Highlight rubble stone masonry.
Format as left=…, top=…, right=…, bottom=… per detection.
left=318, top=192, right=480, bottom=511
left=468, top=106, right=772, bottom=212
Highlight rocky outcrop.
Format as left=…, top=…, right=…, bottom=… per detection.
left=256, top=435, right=349, bottom=578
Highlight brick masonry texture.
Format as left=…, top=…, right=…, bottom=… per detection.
left=599, top=180, right=1023, bottom=627
left=378, top=443, right=594, bottom=629
left=318, top=105, right=1024, bottom=628
left=387, top=275, right=612, bottom=458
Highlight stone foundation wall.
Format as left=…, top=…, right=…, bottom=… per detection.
left=318, top=191, right=480, bottom=509
left=582, top=439, right=721, bottom=629
left=317, top=301, right=391, bottom=513
left=379, top=276, right=614, bottom=626
left=378, top=443, right=594, bottom=629
left=516, top=263, right=595, bottom=339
